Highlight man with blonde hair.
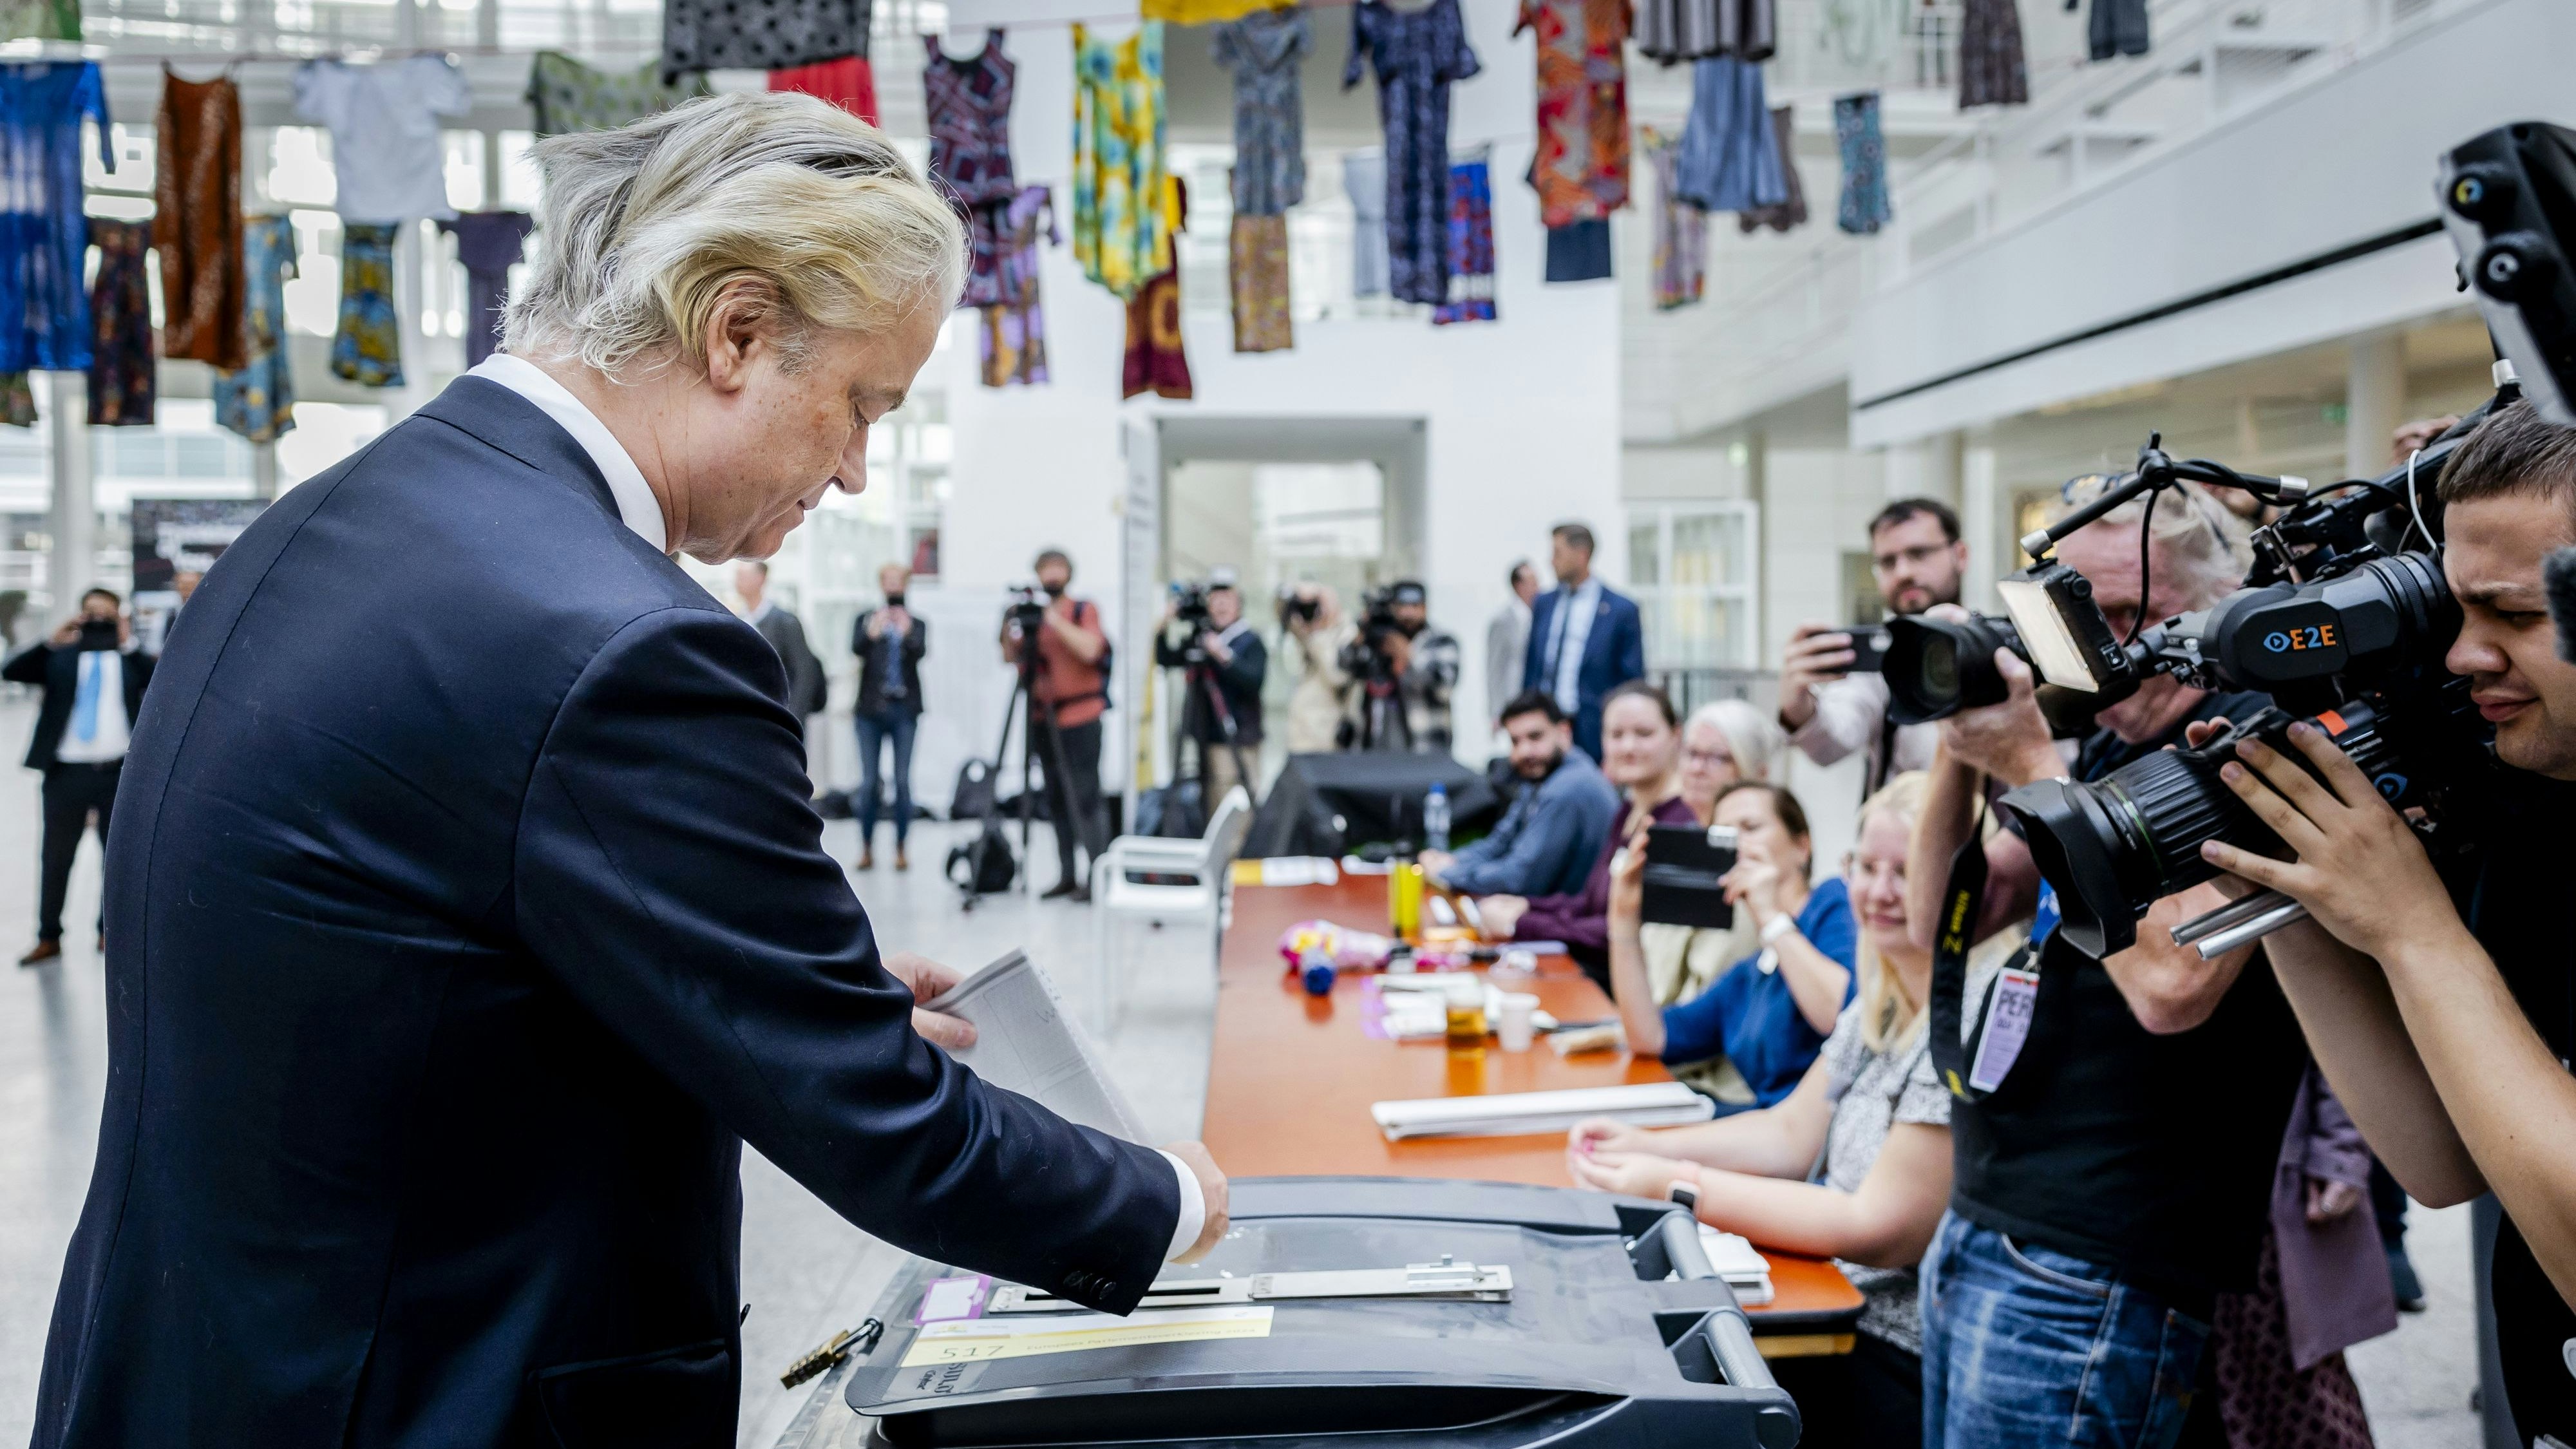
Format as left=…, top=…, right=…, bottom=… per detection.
left=32, top=95, right=1226, bottom=1446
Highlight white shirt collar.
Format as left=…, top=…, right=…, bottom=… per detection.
left=468, top=354, right=669, bottom=554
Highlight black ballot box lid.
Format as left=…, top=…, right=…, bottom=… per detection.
left=795, top=1178, right=1797, bottom=1449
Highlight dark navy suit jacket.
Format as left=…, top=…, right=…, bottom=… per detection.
left=32, top=379, right=1178, bottom=1448
left=1520, top=583, right=1647, bottom=760
left=2, top=639, right=154, bottom=770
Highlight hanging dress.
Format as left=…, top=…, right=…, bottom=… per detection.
left=0, top=62, right=111, bottom=374
left=86, top=219, right=153, bottom=426
left=1833, top=91, right=1892, bottom=235
left=1632, top=0, right=1772, bottom=66
left=661, top=0, right=869, bottom=83
left=332, top=223, right=404, bottom=387
left=1515, top=0, right=1629, bottom=230
left=1211, top=7, right=1309, bottom=217
left=440, top=211, right=534, bottom=367
left=1072, top=22, right=1173, bottom=301
left=979, top=185, right=1056, bottom=388
left=154, top=68, right=245, bottom=370
left=1736, top=104, right=1806, bottom=232
left=0, top=0, right=77, bottom=41
left=215, top=214, right=298, bottom=443
left=1958, top=0, right=2029, bottom=107
left=1674, top=55, right=1785, bottom=214
left=1642, top=128, right=1704, bottom=309
left=770, top=55, right=877, bottom=122
left=1432, top=153, right=1495, bottom=325
left=526, top=52, right=711, bottom=137
left=1343, top=0, right=1481, bottom=308
left=1344, top=149, right=1388, bottom=298
left=1122, top=176, right=1192, bottom=400
left=923, top=31, right=1019, bottom=307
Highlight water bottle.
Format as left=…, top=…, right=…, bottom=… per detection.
left=1423, top=783, right=1451, bottom=853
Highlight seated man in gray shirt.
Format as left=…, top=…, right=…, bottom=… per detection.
left=1423, top=690, right=1620, bottom=898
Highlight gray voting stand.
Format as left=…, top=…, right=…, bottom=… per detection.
left=777, top=1177, right=1799, bottom=1449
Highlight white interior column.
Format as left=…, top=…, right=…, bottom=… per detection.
left=251, top=441, right=280, bottom=500
left=44, top=373, right=93, bottom=622
left=2345, top=333, right=2407, bottom=483
left=1962, top=426, right=2000, bottom=611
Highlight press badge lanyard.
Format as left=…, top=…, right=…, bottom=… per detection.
left=1927, top=787, right=2049, bottom=1103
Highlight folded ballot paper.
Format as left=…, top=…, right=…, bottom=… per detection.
left=1698, top=1226, right=1776, bottom=1307
left=924, top=951, right=1147, bottom=1142
left=1369, top=1083, right=1716, bottom=1141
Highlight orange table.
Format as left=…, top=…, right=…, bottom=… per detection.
left=1201, top=872, right=1862, bottom=1358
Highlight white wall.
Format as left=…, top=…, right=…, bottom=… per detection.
left=1850, top=0, right=2576, bottom=447
left=942, top=8, right=1624, bottom=768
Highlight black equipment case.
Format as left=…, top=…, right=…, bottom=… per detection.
left=775, top=1176, right=1801, bottom=1449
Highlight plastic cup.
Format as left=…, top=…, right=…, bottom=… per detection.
left=1497, top=992, right=1540, bottom=1052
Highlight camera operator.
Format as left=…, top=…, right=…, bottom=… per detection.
left=1778, top=498, right=1968, bottom=792
left=1154, top=572, right=1267, bottom=808
left=998, top=549, right=1113, bottom=902
left=2193, top=400, right=2576, bottom=1444
left=1381, top=582, right=1460, bottom=753
left=1276, top=582, right=1356, bottom=755
left=1901, top=482, right=2308, bottom=1449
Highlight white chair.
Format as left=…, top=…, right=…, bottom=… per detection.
left=1089, top=786, right=1254, bottom=1032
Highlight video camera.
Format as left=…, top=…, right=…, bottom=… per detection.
left=1338, top=584, right=1410, bottom=683
left=1171, top=580, right=1215, bottom=632
left=1884, top=120, right=2576, bottom=960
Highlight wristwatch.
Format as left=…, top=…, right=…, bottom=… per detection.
left=1667, top=1179, right=1699, bottom=1213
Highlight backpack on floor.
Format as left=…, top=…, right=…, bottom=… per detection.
left=946, top=819, right=1019, bottom=896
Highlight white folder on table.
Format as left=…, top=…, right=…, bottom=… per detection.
left=1368, top=1082, right=1716, bottom=1141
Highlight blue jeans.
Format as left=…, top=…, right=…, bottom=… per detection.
left=1919, top=1212, right=2211, bottom=1449
left=854, top=710, right=917, bottom=846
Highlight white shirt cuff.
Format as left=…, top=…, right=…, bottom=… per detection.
left=1157, top=1149, right=1206, bottom=1260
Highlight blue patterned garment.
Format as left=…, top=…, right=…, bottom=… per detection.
left=1674, top=55, right=1784, bottom=214
left=216, top=215, right=299, bottom=442
left=0, top=62, right=109, bottom=372
left=1431, top=156, right=1494, bottom=325
left=1344, top=0, right=1480, bottom=307
left=1835, top=90, right=1892, bottom=234
left=331, top=223, right=404, bottom=388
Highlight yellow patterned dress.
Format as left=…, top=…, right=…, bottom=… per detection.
left=1070, top=22, right=1172, bottom=301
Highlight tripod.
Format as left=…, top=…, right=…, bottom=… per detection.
left=1175, top=650, right=1260, bottom=827
left=1350, top=643, right=1413, bottom=753
left=960, top=608, right=1087, bottom=911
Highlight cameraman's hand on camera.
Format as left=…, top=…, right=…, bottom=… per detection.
left=48, top=618, right=82, bottom=647
left=1937, top=648, right=2065, bottom=788
left=1776, top=623, right=1855, bottom=730
left=1721, top=846, right=1787, bottom=925
left=2197, top=720, right=2459, bottom=962
left=1199, top=630, right=1233, bottom=664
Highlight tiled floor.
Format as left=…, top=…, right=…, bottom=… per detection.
left=0, top=695, right=2481, bottom=1446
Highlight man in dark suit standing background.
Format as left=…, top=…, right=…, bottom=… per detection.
left=31, top=95, right=1227, bottom=1449
left=735, top=559, right=828, bottom=737
left=1521, top=523, right=1646, bottom=762
left=3, top=588, right=153, bottom=965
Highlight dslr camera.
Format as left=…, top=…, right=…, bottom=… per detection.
left=1338, top=585, right=1407, bottom=685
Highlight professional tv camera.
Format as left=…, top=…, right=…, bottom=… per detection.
left=1340, top=583, right=1425, bottom=750
left=1891, top=119, right=2576, bottom=961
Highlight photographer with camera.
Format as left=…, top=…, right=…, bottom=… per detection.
left=1154, top=571, right=1267, bottom=810
left=1778, top=498, right=1969, bottom=792
left=1900, top=482, right=2308, bottom=1449
left=1383, top=582, right=1461, bottom=752
left=2191, top=400, right=2576, bottom=1444
left=6, top=589, right=155, bottom=965
left=998, top=549, right=1113, bottom=902
left=1276, top=582, right=1357, bottom=754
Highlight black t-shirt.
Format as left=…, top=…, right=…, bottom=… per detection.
left=1951, top=688, right=2310, bottom=1313
left=2440, top=757, right=2576, bottom=1443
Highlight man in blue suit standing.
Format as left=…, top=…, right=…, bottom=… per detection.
left=1521, top=523, right=1647, bottom=762
left=32, top=96, right=1227, bottom=1448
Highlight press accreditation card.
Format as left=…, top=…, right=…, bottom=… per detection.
left=1967, top=965, right=2041, bottom=1094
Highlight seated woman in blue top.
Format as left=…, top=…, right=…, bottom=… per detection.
left=1605, top=781, right=1858, bottom=1109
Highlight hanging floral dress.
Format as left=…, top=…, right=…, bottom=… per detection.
left=1071, top=22, right=1173, bottom=301
left=1343, top=0, right=1480, bottom=307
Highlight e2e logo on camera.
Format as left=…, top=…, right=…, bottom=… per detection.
left=2262, top=623, right=2340, bottom=654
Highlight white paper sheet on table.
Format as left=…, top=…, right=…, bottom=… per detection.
left=923, top=951, right=1147, bottom=1142
left=1369, top=1083, right=1716, bottom=1140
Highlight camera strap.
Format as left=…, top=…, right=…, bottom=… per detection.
left=1927, top=790, right=2043, bottom=1104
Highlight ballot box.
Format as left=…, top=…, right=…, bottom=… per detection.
left=775, top=1177, right=1799, bottom=1449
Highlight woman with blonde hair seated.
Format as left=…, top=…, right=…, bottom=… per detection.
left=1571, top=773, right=1946, bottom=1448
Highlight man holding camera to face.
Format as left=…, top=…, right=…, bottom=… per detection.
left=1779, top=498, right=1971, bottom=793
left=2193, top=399, right=2576, bottom=1445
left=6, top=589, right=155, bottom=965
left=1901, top=485, right=2309, bottom=1449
